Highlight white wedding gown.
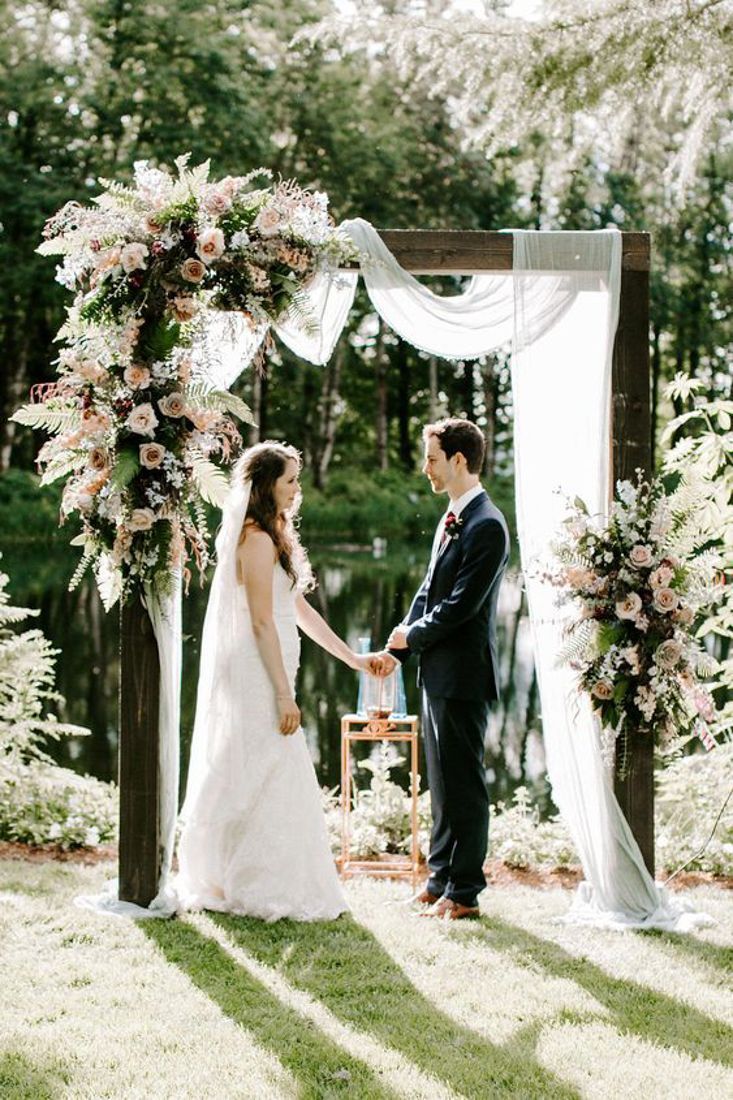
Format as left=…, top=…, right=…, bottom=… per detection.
left=176, top=563, right=348, bottom=921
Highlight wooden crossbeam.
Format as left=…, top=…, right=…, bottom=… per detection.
left=354, top=229, right=650, bottom=274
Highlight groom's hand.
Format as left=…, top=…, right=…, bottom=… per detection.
left=387, top=626, right=408, bottom=650
left=367, top=651, right=397, bottom=676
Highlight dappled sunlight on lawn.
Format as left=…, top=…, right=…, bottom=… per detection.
left=2, top=859, right=732, bottom=1099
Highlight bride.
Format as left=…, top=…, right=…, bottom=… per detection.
left=176, top=440, right=379, bottom=921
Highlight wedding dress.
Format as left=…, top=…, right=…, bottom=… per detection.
left=175, top=466, right=347, bottom=922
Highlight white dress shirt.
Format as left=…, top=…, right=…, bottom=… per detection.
left=429, top=483, right=485, bottom=565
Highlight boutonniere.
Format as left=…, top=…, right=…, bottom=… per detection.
left=444, top=512, right=463, bottom=541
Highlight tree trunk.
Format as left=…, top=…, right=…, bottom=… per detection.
left=396, top=341, right=412, bottom=471
left=480, top=354, right=497, bottom=479
left=428, top=356, right=439, bottom=423
left=461, top=360, right=474, bottom=421
left=315, top=349, right=343, bottom=490
left=0, top=324, right=29, bottom=472
left=250, top=369, right=268, bottom=443
left=375, top=322, right=389, bottom=472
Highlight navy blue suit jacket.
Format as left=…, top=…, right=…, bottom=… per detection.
left=398, top=491, right=509, bottom=702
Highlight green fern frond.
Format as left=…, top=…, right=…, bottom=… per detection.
left=39, top=452, right=83, bottom=486
left=189, top=450, right=229, bottom=507
left=110, top=449, right=140, bottom=492
left=184, top=385, right=254, bottom=424
left=556, top=619, right=596, bottom=666
left=68, top=552, right=93, bottom=593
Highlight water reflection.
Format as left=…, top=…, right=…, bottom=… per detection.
left=1, top=540, right=551, bottom=813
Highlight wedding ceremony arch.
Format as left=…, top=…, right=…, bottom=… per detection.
left=118, top=224, right=657, bottom=924
left=24, top=163, right=705, bottom=931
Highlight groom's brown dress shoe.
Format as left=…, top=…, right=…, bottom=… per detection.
left=422, top=897, right=480, bottom=921
left=412, top=888, right=443, bottom=905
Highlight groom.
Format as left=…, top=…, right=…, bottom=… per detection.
left=380, top=418, right=509, bottom=920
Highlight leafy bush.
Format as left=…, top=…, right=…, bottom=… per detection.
left=0, top=761, right=117, bottom=847
left=656, top=740, right=733, bottom=875
left=325, top=741, right=733, bottom=876
left=0, top=554, right=117, bottom=848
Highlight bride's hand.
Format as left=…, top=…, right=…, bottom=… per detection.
left=352, top=652, right=396, bottom=676
left=277, top=692, right=300, bottom=736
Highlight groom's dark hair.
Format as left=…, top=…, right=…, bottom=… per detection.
left=424, top=418, right=485, bottom=474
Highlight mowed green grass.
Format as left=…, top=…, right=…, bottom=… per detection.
left=2, top=858, right=732, bottom=1099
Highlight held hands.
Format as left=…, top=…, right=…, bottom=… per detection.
left=352, top=652, right=397, bottom=677
left=276, top=692, right=300, bottom=736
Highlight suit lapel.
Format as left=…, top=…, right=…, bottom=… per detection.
left=427, top=491, right=487, bottom=589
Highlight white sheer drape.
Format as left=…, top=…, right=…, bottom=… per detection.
left=512, top=230, right=709, bottom=930
left=86, top=222, right=709, bottom=928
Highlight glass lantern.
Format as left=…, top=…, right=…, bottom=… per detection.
left=356, top=636, right=407, bottom=718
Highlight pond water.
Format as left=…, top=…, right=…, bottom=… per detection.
left=3, top=538, right=553, bottom=814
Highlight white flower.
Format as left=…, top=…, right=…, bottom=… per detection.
left=629, top=544, right=653, bottom=569
left=616, top=592, right=642, bottom=620
left=649, top=565, right=674, bottom=589
left=181, top=257, right=206, bottom=283
left=196, top=227, right=225, bottom=263
left=127, top=507, right=156, bottom=532
left=636, top=686, right=657, bottom=720
left=230, top=229, right=250, bottom=250
left=620, top=645, right=641, bottom=675
left=120, top=242, right=149, bottom=273
left=139, top=442, right=166, bottom=469
left=656, top=640, right=683, bottom=670
left=123, top=364, right=151, bottom=390
left=47, top=822, right=63, bottom=840
left=126, top=403, right=158, bottom=437
left=653, top=587, right=679, bottom=614
left=84, top=826, right=101, bottom=847
left=158, top=392, right=186, bottom=418
left=254, top=205, right=283, bottom=237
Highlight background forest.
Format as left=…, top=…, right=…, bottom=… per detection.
left=2, top=0, right=731, bottom=503
left=1, top=0, right=731, bottom=832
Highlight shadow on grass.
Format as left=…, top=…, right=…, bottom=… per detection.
left=0, top=1051, right=65, bottom=1100
left=462, top=917, right=733, bottom=1068
left=640, top=928, right=733, bottom=977
left=143, top=920, right=393, bottom=1099
left=213, top=912, right=580, bottom=1100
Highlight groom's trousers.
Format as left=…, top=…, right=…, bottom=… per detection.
left=422, top=690, right=490, bottom=908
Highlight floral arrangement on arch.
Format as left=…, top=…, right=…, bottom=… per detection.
left=12, top=157, right=356, bottom=605
left=549, top=473, right=724, bottom=772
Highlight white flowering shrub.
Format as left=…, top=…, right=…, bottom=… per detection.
left=0, top=760, right=117, bottom=848
left=489, top=787, right=577, bottom=869
left=656, top=741, right=733, bottom=875
left=0, top=556, right=117, bottom=847
left=324, top=748, right=733, bottom=876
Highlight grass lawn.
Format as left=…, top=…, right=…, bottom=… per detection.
left=2, top=858, right=732, bottom=1099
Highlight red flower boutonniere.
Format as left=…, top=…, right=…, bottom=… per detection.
left=443, top=512, right=464, bottom=541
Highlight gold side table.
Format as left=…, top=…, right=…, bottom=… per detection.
left=340, top=713, right=421, bottom=884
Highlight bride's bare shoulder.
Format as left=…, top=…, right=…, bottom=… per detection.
left=237, top=523, right=277, bottom=571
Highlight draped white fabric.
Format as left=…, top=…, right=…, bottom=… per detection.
left=511, top=230, right=710, bottom=930
left=86, top=222, right=709, bottom=929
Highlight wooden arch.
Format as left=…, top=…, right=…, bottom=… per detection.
left=120, top=229, right=652, bottom=905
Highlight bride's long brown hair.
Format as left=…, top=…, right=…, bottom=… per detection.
left=237, top=441, right=314, bottom=591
